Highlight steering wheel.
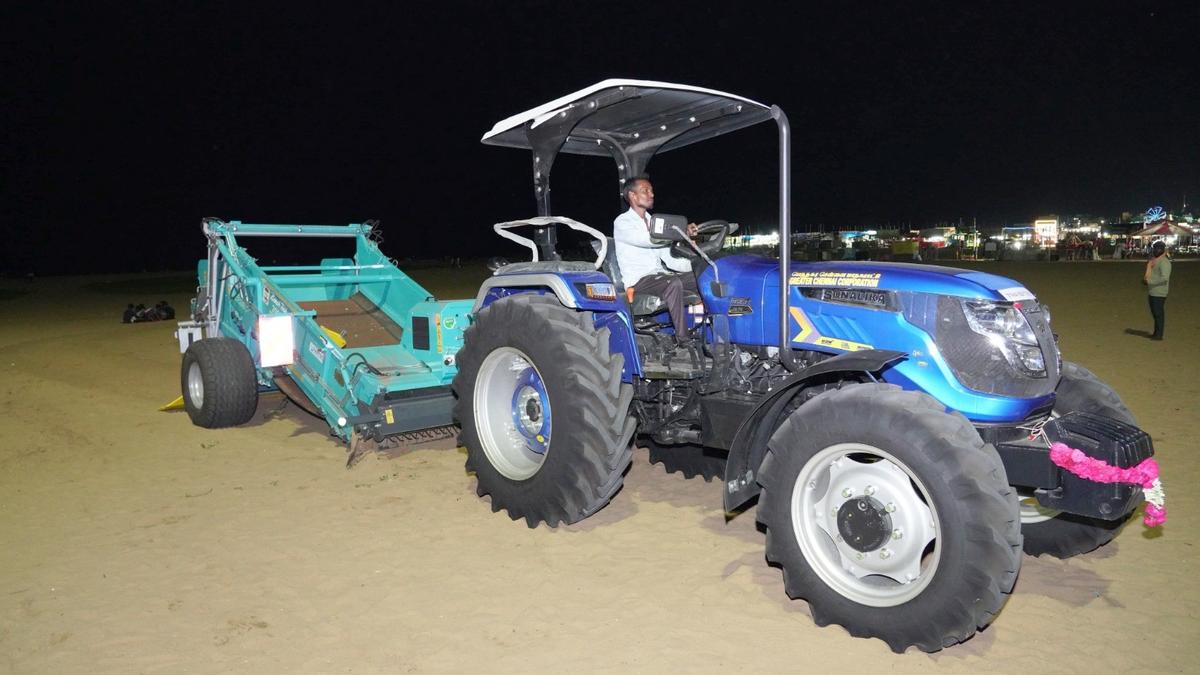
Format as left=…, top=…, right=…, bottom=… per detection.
left=670, top=219, right=731, bottom=260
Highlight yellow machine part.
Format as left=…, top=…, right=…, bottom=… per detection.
left=159, top=395, right=185, bottom=411
left=321, top=325, right=347, bottom=348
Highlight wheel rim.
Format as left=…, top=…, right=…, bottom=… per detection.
left=790, top=443, right=940, bottom=607
left=473, top=347, right=552, bottom=480
left=1017, top=489, right=1062, bottom=524
left=187, top=362, right=204, bottom=408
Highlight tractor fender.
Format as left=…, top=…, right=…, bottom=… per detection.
left=473, top=273, right=581, bottom=311
left=472, top=273, right=642, bottom=381
left=722, top=349, right=906, bottom=512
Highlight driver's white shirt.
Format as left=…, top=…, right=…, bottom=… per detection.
left=613, top=207, right=691, bottom=287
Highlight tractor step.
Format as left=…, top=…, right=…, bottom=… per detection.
left=641, top=350, right=708, bottom=379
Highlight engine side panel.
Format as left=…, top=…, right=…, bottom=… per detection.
left=704, top=256, right=1055, bottom=423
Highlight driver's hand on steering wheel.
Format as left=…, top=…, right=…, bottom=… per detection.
left=687, top=222, right=699, bottom=239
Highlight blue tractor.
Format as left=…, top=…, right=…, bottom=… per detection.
left=452, top=80, right=1155, bottom=652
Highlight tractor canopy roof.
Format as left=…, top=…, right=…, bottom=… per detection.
left=481, top=79, right=773, bottom=163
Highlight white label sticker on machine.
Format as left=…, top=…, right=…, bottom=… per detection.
left=998, top=286, right=1036, bottom=302
left=258, top=315, right=295, bottom=367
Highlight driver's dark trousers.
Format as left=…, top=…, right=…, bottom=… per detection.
left=634, top=272, right=699, bottom=339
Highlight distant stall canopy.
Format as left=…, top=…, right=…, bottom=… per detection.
left=1130, top=221, right=1195, bottom=238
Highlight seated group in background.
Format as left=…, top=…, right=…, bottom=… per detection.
left=123, top=301, right=175, bottom=323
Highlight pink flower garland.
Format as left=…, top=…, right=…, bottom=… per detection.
left=1048, top=442, right=1166, bottom=527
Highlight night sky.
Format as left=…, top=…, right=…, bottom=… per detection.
left=4, top=2, right=1197, bottom=275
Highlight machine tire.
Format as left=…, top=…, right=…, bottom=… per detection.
left=757, top=384, right=1021, bottom=653
left=181, top=337, right=258, bottom=428
left=645, top=440, right=726, bottom=482
left=1020, top=362, right=1137, bottom=558
left=453, top=294, right=636, bottom=528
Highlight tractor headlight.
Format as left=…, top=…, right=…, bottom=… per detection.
left=961, top=300, right=1045, bottom=377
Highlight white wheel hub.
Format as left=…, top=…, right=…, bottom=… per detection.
left=473, top=347, right=552, bottom=481
left=187, top=362, right=204, bottom=408
left=791, top=443, right=940, bottom=606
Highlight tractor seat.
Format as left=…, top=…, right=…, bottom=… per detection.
left=594, top=238, right=700, bottom=316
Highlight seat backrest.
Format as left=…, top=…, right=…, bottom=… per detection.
left=592, top=237, right=676, bottom=316
left=592, top=237, right=626, bottom=291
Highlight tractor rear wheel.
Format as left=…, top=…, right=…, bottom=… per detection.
left=181, top=338, right=258, bottom=428
left=757, top=384, right=1021, bottom=653
left=453, top=295, right=636, bottom=528
left=1020, top=362, right=1136, bottom=558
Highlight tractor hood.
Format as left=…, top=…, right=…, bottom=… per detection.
left=715, top=257, right=1036, bottom=303
left=707, top=256, right=1059, bottom=424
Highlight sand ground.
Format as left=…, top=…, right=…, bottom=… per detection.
left=1, top=260, right=1196, bottom=673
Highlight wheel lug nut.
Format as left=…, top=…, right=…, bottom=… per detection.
left=879, top=549, right=892, bottom=560
left=892, top=528, right=903, bottom=540
left=808, top=481, right=816, bottom=489
left=884, top=502, right=896, bottom=513
left=864, top=485, right=876, bottom=496
left=841, top=487, right=854, bottom=498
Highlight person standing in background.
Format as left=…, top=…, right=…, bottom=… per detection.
left=1143, top=240, right=1172, bottom=340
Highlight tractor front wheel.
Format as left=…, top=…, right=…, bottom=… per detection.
left=757, top=384, right=1021, bottom=652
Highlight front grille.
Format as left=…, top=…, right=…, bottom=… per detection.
left=933, top=295, right=1058, bottom=399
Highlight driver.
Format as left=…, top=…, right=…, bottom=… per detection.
left=613, top=176, right=699, bottom=342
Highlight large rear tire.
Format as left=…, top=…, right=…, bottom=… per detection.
left=1020, top=362, right=1136, bottom=558
left=453, top=295, right=636, bottom=528
left=757, top=384, right=1021, bottom=653
left=181, top=337, right=258, bottom=428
